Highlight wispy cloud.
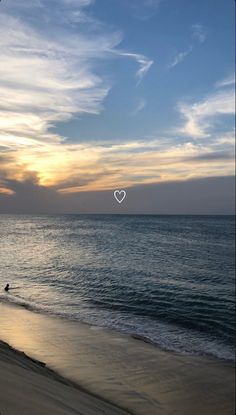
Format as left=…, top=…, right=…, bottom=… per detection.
left=177, top=88, right=235, bottom=138
left=1, top=133, right=234, bottom=195
left=132, top=99, right=147, bottom=115
left=192, top=23, right=207, bottom=43
left=168, top=23, right=206, bottom=70
left=215, top=73, right=235, bottom=88
left=0, top=12, right=117, bottom=147
left=0, top=0, right=156, bottom=193
left=168, top=46, right=192, bottom=68
left=135, top=57, right=153, bottom=83
left=0, top=1, right=234, bottom=198
left=116, top=52, right=153, bottom=84
left=0, top=1, right=153, bottom=151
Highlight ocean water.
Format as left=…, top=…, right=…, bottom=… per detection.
left=0, top=214, right=235, bottom=361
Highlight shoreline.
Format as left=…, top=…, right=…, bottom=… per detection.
left=1, top=295, right=234, bottom=364
left=0, top=338, right=131, bottom=415
left=0, top=301, right=235, bottom=415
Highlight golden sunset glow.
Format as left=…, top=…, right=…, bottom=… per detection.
left=0, top=0, right=235, bottom=211
left=1, top=133, right=235, bottom=195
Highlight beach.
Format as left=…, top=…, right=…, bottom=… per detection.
left=0, top=0, right=235, bottom=411
left=0, top=339, right=129, bottom=415
left=0, top=215, right=234, bottom=362
left=0, top=302, right=235, bottom=415
left=0, top=214, right=235, bottom=414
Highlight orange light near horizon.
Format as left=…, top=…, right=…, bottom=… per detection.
left=1, top=132, right=235, bottom=194
left=0, top=187, right=15, bottom=195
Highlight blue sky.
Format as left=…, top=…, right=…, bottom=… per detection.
left=52, top=0, right=235, bottom=143
left=0, top=0, right=235, bottom=208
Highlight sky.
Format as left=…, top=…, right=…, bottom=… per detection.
left=0, top=0, right=235, bottom=214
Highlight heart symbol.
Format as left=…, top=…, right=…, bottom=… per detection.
left=114, top=189, right=126, bottom=204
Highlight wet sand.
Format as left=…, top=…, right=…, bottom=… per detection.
left=0, top=302, right=235, bottom=415
left=0, top=340, right=130, bottom=415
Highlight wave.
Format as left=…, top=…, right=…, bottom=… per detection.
left=1, top=292, right=235, bottom=363
left=0, top=292, right=43, bottom=313
left=0, top=215, right=235, bottom=363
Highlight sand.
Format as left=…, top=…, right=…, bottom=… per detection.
left=0, top=302, right=235, bottom=415
left=0, top=340, right=130, bottom=415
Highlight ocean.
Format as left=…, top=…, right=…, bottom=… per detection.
left=0, top=214, right=235, bottom=361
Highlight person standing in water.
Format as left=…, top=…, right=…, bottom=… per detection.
left=4, top=283, right=9, bottom=292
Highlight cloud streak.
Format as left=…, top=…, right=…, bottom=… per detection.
left=192, top=24, right=207, bottom=43
left=215, top=74, right=235, bottom=89
left=0, top=1, right=153, bottom=149
left=177, top=88, right=235, bottom=138
left=0, top=12, right=117, bottom=148
left=132, top=99, right=147, bottom=115
left=168, top=46, right=192, bottom=68
left=168, top=23, right=207, bottom=70
left=0, top=1, right=234, bottom=204
left=1, top=131, right=234, bottom=195
left=116, top=51, right=153, bottom=84
left=0, top=0, right=154, bottom=197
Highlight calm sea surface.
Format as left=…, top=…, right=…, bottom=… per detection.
left=0, top=214, right=235, bottom=361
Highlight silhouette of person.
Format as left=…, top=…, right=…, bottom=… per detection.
left=4, top=283, right=10, bottom=292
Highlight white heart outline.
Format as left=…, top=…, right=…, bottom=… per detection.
left=114, top=190, right=126, bottom=204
